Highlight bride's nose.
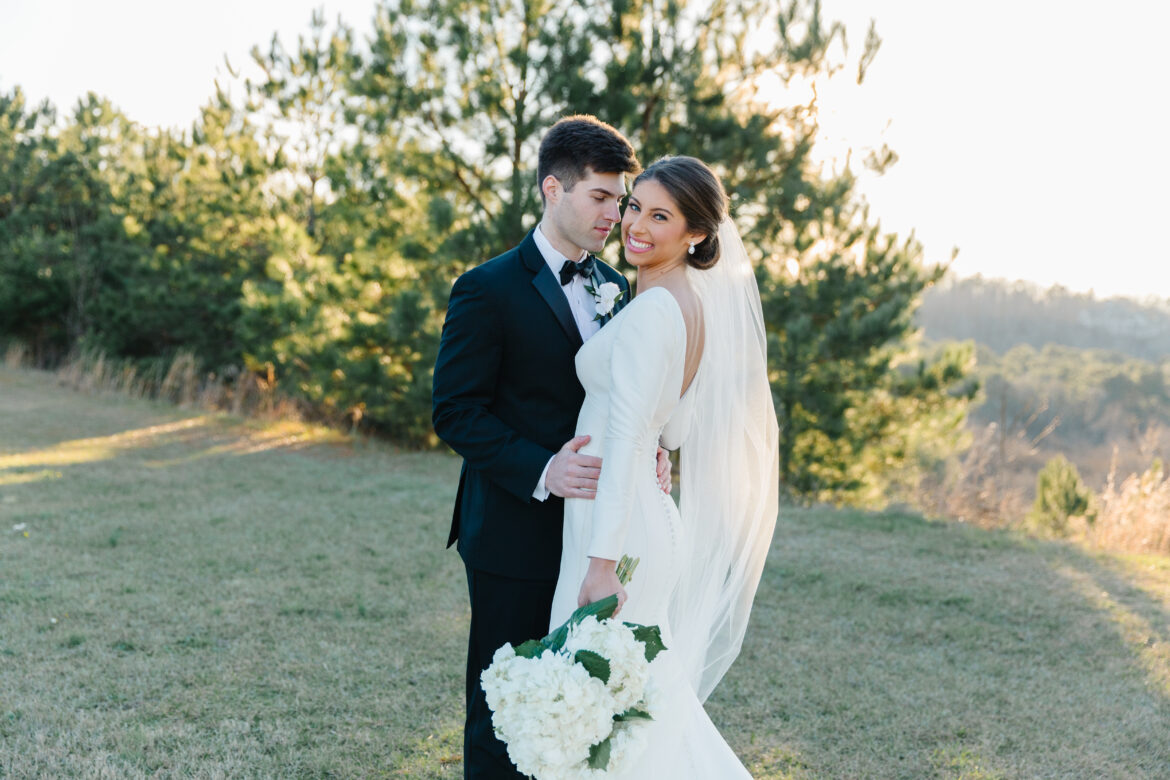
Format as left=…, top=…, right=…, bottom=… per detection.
left=625, top=211, right=647, bottom=235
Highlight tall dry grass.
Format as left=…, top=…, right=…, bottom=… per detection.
left=4, top=341, right=29, bottom=369
left=917, top=422, right=1035, bottom=528
left=919, top=406, right=1170, bottom=557
left=1086, top=456, right=1170, bottom=555
left=34, top=344, right=303, bottom=422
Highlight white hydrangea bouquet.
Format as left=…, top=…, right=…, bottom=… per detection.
left=480, top=556, right=665, bottom=779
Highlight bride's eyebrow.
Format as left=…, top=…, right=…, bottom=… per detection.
left=625, top=196, right=671, bottom=216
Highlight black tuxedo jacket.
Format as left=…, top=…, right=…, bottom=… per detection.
left=432, top=230, right=630, bottom=581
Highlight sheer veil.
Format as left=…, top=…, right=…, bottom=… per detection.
left=670, top=217, right=780, bottom=702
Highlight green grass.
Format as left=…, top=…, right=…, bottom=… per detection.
left=2, top=365, right=1169, bottom=778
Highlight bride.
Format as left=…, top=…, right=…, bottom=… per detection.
left=549, top=156, right=780, bottom=777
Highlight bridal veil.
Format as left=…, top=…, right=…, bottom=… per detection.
left=671, top=217, right=780, bottom=702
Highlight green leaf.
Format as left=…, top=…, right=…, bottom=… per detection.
left=587, top=735, right=612, bottom=770
left=542, top=623, right=570, bottom=651
left=513, top=639, right=545, bottom=659
left=568, top=593, right=619, bottom=624
left=517, top=594, right=620, bottom=657
left=515, top=593, right=623, bottom=659
left=625, top=623, right=667, bottom=662
left=615, top=707, right=653, bottom=722
left=574, top=649, right=611, bottom=684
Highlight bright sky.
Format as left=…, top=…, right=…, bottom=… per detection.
left=3, top=0, right=1168, bottom=301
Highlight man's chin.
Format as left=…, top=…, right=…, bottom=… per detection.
left=581, top=236, right=609, bottom=253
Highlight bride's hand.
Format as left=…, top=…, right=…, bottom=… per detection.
left=578, top=557, right=627, bottom=615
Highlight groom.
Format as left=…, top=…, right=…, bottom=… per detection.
left=432, top=116, right=657, bottom=779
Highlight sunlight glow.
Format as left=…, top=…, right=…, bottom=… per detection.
left=0, top=469, right=63, bottom=487
left=0, top=417, right=214, bottom=471
left=145, top=421, right=344, bottom=467
left=1058, top=563, right=1170, bottom=697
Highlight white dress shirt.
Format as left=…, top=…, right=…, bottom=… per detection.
left=531, top=223, right=603, bottom=501
left=533, top=224, right=602, bottom=342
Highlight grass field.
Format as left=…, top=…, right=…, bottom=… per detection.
left=2, top=365, right=1169, bottom=778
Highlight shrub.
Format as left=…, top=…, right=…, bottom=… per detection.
left=1026, top=455, right=1096, bottom=536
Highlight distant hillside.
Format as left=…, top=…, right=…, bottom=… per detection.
left=917, top=275, right=1170, bottom=361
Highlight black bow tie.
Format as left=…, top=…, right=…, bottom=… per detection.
left=559, top=256, right=595, bottom=286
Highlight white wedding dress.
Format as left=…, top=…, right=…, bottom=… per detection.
left=549, top=284, right=756, bottom=778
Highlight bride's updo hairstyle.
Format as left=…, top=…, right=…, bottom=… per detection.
left=633, top=156, right=729, bottom=270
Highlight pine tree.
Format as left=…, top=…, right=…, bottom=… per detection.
left=238, top=9, right=443, bottom=443
left=0, top=86, right=70, bottom=362
left=1028, top=454, right=1096, bottom=535
left=362, top=0, right=975, bottom=497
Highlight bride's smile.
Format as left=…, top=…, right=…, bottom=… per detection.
left=626, top=235, right=652, bottom=252
left=621, top=179, right=705, bottom=269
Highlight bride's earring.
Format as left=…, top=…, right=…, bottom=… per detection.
left=688, top=242, right=696, bottom=255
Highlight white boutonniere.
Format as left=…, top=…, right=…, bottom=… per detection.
left=585, top=280, right=625, bottom=320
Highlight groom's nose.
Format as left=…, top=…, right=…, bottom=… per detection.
left=603, top=199, right=620, bottom=224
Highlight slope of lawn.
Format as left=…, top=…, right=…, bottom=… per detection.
left=2, top=366, right=1168, bottom=778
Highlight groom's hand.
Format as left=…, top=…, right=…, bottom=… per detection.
left=656, top=447, right=671, bottom=494
left=546, top=435, right=602, bottom=499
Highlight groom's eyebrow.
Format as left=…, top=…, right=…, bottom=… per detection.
left=590, top=185, right=623, bottom=198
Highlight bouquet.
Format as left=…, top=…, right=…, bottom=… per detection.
left=480, top=556, right=665, bottom=779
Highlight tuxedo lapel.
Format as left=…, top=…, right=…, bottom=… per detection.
left=519, top=233, right=584, bottom=351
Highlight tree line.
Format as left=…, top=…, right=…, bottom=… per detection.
left=918, top=275, right=1170, bottom=362
left=0, top=0, right=975, bottom=503
left=972, top=344, right=1169, bottom=452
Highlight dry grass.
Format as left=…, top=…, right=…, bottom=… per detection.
left=917, top=423, right=1034, bottom=528
left=2, top=365, right=1169, bottom=778
left=1085, top=458, right=1170, bottom=555
left=725, top=508, right=1170, bottom=779
left=1, top=366, right=464, bottom=778
left=4, top=341, right=30, bottom=369
left=24, top=344, right=304, bottom=423
left=920, top=419, right=1170, bottom=559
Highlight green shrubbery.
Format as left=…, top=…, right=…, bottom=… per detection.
left=1027, top=455, right=1096, bottom=536
left=1, top=1, right=975, bottom=489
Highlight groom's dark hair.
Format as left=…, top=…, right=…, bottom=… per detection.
left=537, top=115, right=639, bottom=204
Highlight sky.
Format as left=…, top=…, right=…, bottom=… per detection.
left=3, top=0, right=1168, bottom=301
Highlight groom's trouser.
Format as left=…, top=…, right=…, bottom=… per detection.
left=464, top=564, right=556, bottom=780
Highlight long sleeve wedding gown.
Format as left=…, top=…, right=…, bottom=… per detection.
left=549, top=286, right=755, bottom=778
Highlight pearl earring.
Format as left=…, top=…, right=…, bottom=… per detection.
left=688, top=242, right=696, bottom=255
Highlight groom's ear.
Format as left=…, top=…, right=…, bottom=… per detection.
left=541, top=175, right=561, bottom=205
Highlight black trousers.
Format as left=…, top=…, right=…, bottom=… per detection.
left=463, top=564, right=556, bottom=780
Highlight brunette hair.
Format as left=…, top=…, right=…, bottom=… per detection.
left=537, top=115, right=639, bottom=203
left=633, top=156, right=728, bottom=269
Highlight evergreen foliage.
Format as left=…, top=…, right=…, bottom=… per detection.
left=973, top=344, right=1170, bottom=454
left=0, top=0, right=975, bottom=497
left=362, top=0, right=975, bottom=495
left=1027, top=455, right=1096, bottom=536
